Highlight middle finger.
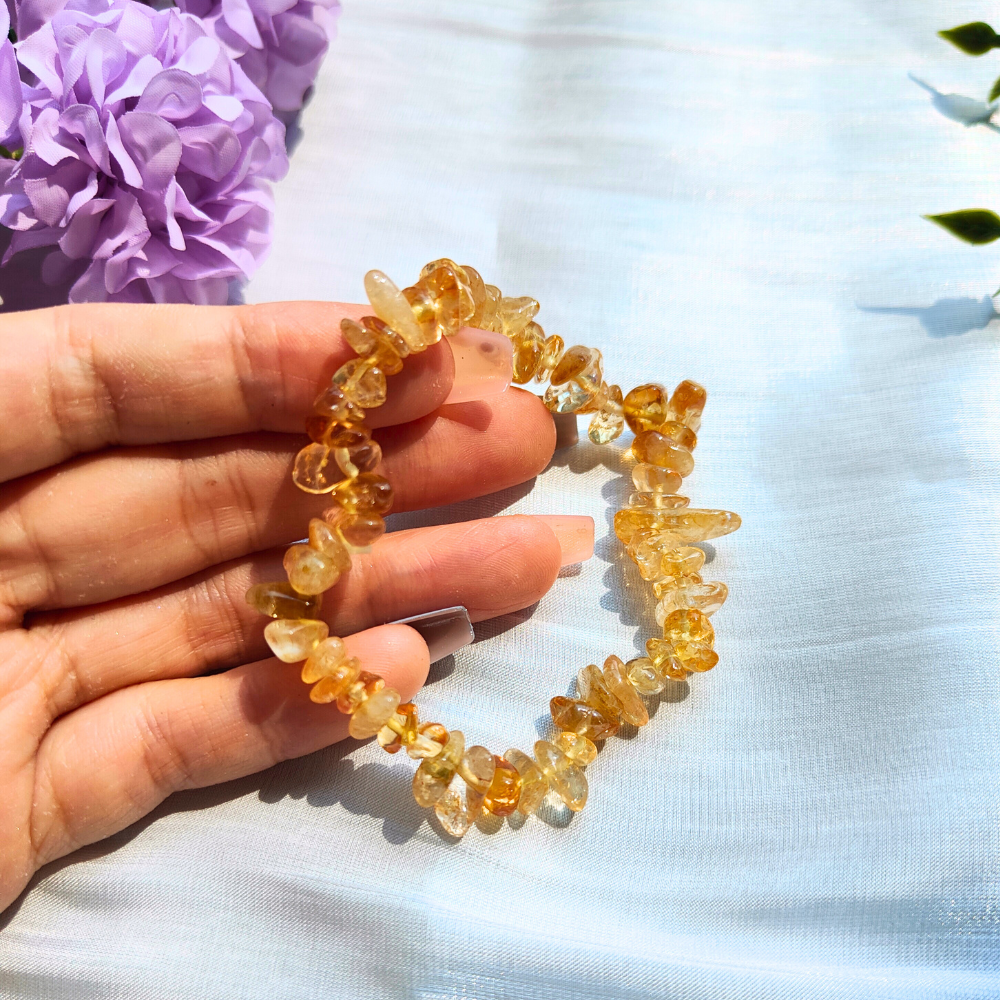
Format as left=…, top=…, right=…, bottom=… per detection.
left=1, top=388, right=556, bottom=615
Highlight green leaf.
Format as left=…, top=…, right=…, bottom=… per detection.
left=938, top=22, right=998, bottom=55
left=989, top=74, right=1000, bottom=102
left=924, top=209, right=1000, bottom=244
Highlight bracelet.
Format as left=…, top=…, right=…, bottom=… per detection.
left=245, top=259, right=741, bottom=837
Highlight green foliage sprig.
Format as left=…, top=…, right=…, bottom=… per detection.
left=925, top=210, right=1000, bottom=244
left=928, top=22, right=1000, bottom=291
left=939, top=21, right=1000, bottom=101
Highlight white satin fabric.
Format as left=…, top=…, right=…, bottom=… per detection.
left=3, top=1, right=1000, bottom=996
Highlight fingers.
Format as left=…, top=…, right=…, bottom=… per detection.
left=1, top=389, right=555, bottom=615
left=0, top=300, right=459, bottom=483
left=29, top=624, right=429, bottom=867
left=33, top=515, right=563, bottom=719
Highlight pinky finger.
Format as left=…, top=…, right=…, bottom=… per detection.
left=29, top=624, right=429, bottom=868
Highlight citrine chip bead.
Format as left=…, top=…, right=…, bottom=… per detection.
left=424, top=728, right=465, bottom=778
left=458, top=745, right=496, bottom=792
left=435, top=772, right=484, bottom=837
left=264, top=618, right=329, bottom=663
left=614, top=508, right=741, bottom=546
left=470, top=282, right=501, bottom=333
left=363, top=269, right=425, bottom=351
left=339, top=317, right=403, bottom=376
left=651, top=573, right=703, bottom=599
left=348, top=686, right=401, bottom=738
left=623, top=383, right=669, bottom=434
left=483, top=756, right=522, bottom=816
left=660, top=546, right=706, bottom=578
left=422, top=259, right=476, bottom=323
left=462, top=263, right=487, bottom=320
left=602, top=655, right=649, bottom=726
left=550, top=696, right=620, bottom=740
left=304, top=413, right=341, bottom=445
left=628, top=491, right=690, bottom=511
left=576, top=663, right=623, bottom=720
left=576, top=380, right=610, bottom=416
left=504, top=748, right=549, bottom=815
left=312, top=383, right=366, bottom=427
left=335, top=512, right=386, bottom=551
left=308, top=656, right=362, bottom=703
left=420, top=263, right=464, bottom=340
left=672, top=644, right=719, bottom=673
left=499, top=295, right=540, bottom=337
left=300, top=636, right=348, bottom=682
left=283, top=543, right=341, bottom=595
left=333, top=358, right=387, bottom=409
left=292, top=443, right=344, bottom=494
left=550, top=345, right=596, bottom=385
left=246, top=581, right=321, bottom=620
left=543, top=380, right=595, bottom=414
left=659, top=420, right=697, bottom=451
left=534, top=334, right=564, bottom=383
left=397, top=283, right=435, bottom=347
left=631, top=430, right=695, bottom=477
left=645, top=638, right=691, bottom=681
left=377, top=706, right=410, bottom=754
left=555, top=731, right=598, bottom=766
left=626, top=656, right=667, bottom=695
left=655, top=581, right=729, bottom=621
left=627, top=529, right=674, bottom=580
left=544, top=346, right=605, bottom=412
left=413, top=730, right=465, bottom=809
left=662, top=608, right=715, bottom=647
left=631, top=463, right=682, bottom=495
left=534, top=740, right=588, bottom=812
left=377, top=726, right=403, bottom=754
left=412, top=768, right=447, bottom=808
left=669, top=379, right=707, bottom=431
left=588, top=384, right=625, bottom=445
left=336, top=670, right=385, bottom=714
left=512, top=321, right=545, bottom=384
left=383, top=703, right=418, bottom=742
left=407, top=722, right=449, bottom=759
left=308, top=518, right=352, bottom=572
left=335, top=472, right=393, bottom=516
left=327, top=426, right=382, bottom=476
left=380, top=706, right=427, bottom=756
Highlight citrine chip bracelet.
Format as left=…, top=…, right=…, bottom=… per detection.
left=244, top=259, right=741, bottom=837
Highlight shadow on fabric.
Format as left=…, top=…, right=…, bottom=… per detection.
left=859, top=297, right=999, bottom=338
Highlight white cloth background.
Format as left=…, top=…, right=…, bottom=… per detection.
left=3, top=1, right=1000, bottom=996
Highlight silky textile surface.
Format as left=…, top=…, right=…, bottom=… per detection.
left=3, top=1, right=1000, bottom=997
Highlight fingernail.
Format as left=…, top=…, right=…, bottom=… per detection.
left=534, top=515, right=595, bottom=566
left=388, top=606, right=474, bottom=663
left=444, top=326, right=513, bottom=405
left=552, top=413, right=578, bottom=449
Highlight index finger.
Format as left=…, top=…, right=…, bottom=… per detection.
left=0, top=300, right=476, bottom=482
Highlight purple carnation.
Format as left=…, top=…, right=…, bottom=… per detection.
left=177, top=0, right=340, bottom=114
left=0, top=0, right=289, bottom=304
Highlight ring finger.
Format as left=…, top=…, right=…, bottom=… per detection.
left=1, top=389, right=556, bottom=616
left=30, top=514, right=574, bottom=718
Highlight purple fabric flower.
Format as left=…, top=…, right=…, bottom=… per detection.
left=14, top=0, right=340, bottom=114
left=0, top=4, right=21, bottom=149
left=0, top=0, right=289, bottom=304
left=177, top=0, right=340, bottom=114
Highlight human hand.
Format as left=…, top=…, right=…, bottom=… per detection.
left=0, top=300, right=578, bottom=911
